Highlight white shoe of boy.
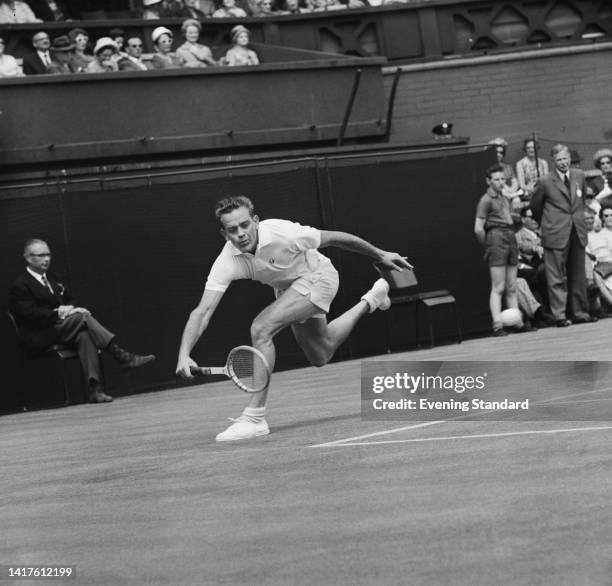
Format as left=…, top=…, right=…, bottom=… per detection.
left=361, top=278, right=391, bottom=313
left=216, top=414, right=270, bottom=442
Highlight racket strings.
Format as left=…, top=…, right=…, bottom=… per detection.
left=229, top=348, right=269, bottom=392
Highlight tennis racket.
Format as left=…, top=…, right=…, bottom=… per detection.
left=190, top=345, right=271, bottom=393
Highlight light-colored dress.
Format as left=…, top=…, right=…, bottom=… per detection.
left=223, top=46, right=259, bottom=66
left=151, top=52, right=183, bottom=69
left=0, top=1, right=41, bottom=23
left=516, top=156, right=549, bottom=198
left=0, top=53, right=24, bottom=77
left=175, top=42, right=214, bottom=68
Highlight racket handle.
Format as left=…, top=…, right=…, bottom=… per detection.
left=190, top=366, right=212, bottom=376
left=190, top=366, right=225, bottom=376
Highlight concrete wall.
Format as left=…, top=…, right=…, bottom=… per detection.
left=386, top=44, right=612, bottom=165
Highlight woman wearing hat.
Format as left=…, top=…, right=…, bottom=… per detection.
left=0, top=35, right=24, bottom=77
left=223, top=25, right=259, bottom=66
left=175, top=19, right=217, bottom=68
left=67, top=27, right=93, bottom=72
left=84, top=37, right=119, bottom=73
left=143, top=0, right=163, bottom=19
left=151, top=26, right=183, bottom=69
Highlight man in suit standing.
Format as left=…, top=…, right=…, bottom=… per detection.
left=9, top=239, right=155, bottom=403
left=530, top=143, right=596, bottom=327
left=22, top=31, right=57, bottom=74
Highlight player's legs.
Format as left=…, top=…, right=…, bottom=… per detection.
left=291, top=298, right=370, bottom=367
left=217, top=277, right=390, bottom=441
left=216, top=290, right=321, bottom=442
left=249, top=288, right=325, bottom=408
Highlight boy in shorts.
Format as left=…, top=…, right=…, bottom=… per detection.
left=176, top=196, right=411, bottom=441
left=474, top=165, right=523, bottom=336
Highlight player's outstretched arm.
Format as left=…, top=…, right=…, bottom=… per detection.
left=319, top=230, right=412, bottom=271
left=176, top=289, right=225, bottom=378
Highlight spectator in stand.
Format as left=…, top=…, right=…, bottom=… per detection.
left=254, top=0, right=278, bottom=16
left=589, top=148, right=612, bottom=209
left=584, top=207, right=612, bottom=315
left=175, top=19, right=217, bottom=68
left=67, top=27, right=93, bottom=72
left=515, top=207, right=548, bottom=308
left=281, top=0, right=310, bottom=13
left=28, top=0, right=77, bottom=21
left=0, top=35, right=24, bottom=77
left=22, top=31, right=58, bottom=75
left=516, top=137, right=549, bottom=201
left=0, top=0, right=42, bottom=22
left=530, top=143, right=594, bottom=327
left=166, top=0, right=213, bottom=18
left=142, top=0, right=163, bottom=18
left=587, top=205, right=612, bottom=299
left=109, top=28, right=128, bottom=58
left=84, top=37, right=120, bottom=73
left=151, top=26, right=183, bottom=69
left=118, top=36, right=153, bottom=71
left=213, top=0, right=247, bottom=18
left=48, top=34, right=79, bottom=73
left=223, top=25, right=259, bottom=66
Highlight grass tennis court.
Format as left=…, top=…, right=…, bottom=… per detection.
left=3, top=321, right=612, bottom=585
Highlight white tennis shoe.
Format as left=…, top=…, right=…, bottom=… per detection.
left=216, top=416, right=270, bottom=442
left=361, top=278, right=391, bottom=313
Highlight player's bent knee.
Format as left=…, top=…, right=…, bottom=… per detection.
left=250, top=320, right=274, bottom=346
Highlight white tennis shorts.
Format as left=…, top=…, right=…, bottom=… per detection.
left=274, top=262, right=339, bottom=317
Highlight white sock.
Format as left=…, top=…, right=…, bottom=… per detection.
left=243, top=406, right=266, bottom=423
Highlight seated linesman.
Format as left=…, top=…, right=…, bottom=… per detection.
left=9, top=239, right=155, bottom=403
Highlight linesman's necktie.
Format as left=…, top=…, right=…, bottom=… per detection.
left=41, top=274, right=54, bottom=294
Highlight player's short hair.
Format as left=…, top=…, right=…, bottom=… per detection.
left=23, top=238, right=48, bottom=256
left=215, top=196, right=255, bottom=225
left=485, top=164, right=504, bottom=179
left=550, top=143, right=570, bottom=158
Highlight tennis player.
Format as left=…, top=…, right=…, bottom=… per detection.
left=176, top=196, right=412, bottom=441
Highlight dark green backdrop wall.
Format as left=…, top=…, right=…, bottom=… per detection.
left=1, top=148, right=493, bottom=410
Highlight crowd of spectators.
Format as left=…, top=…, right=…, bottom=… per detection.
left=0, top=0, right=413, bottom=23
left=476, top=139, right=612, bottom=336
left=0, top=19, right=264, bottom=75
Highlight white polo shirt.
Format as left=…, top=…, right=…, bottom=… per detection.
left=205, top=219, right=332, bottom=292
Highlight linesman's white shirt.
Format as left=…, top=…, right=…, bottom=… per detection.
left=205, top=219, right=331, bottom=292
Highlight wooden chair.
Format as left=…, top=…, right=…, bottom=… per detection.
left=374, top=264, right=462, bottom=350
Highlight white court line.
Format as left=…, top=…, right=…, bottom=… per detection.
left=312, top=425, right=612, bottom=448
left=310, top=419, right=449, bottom=448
